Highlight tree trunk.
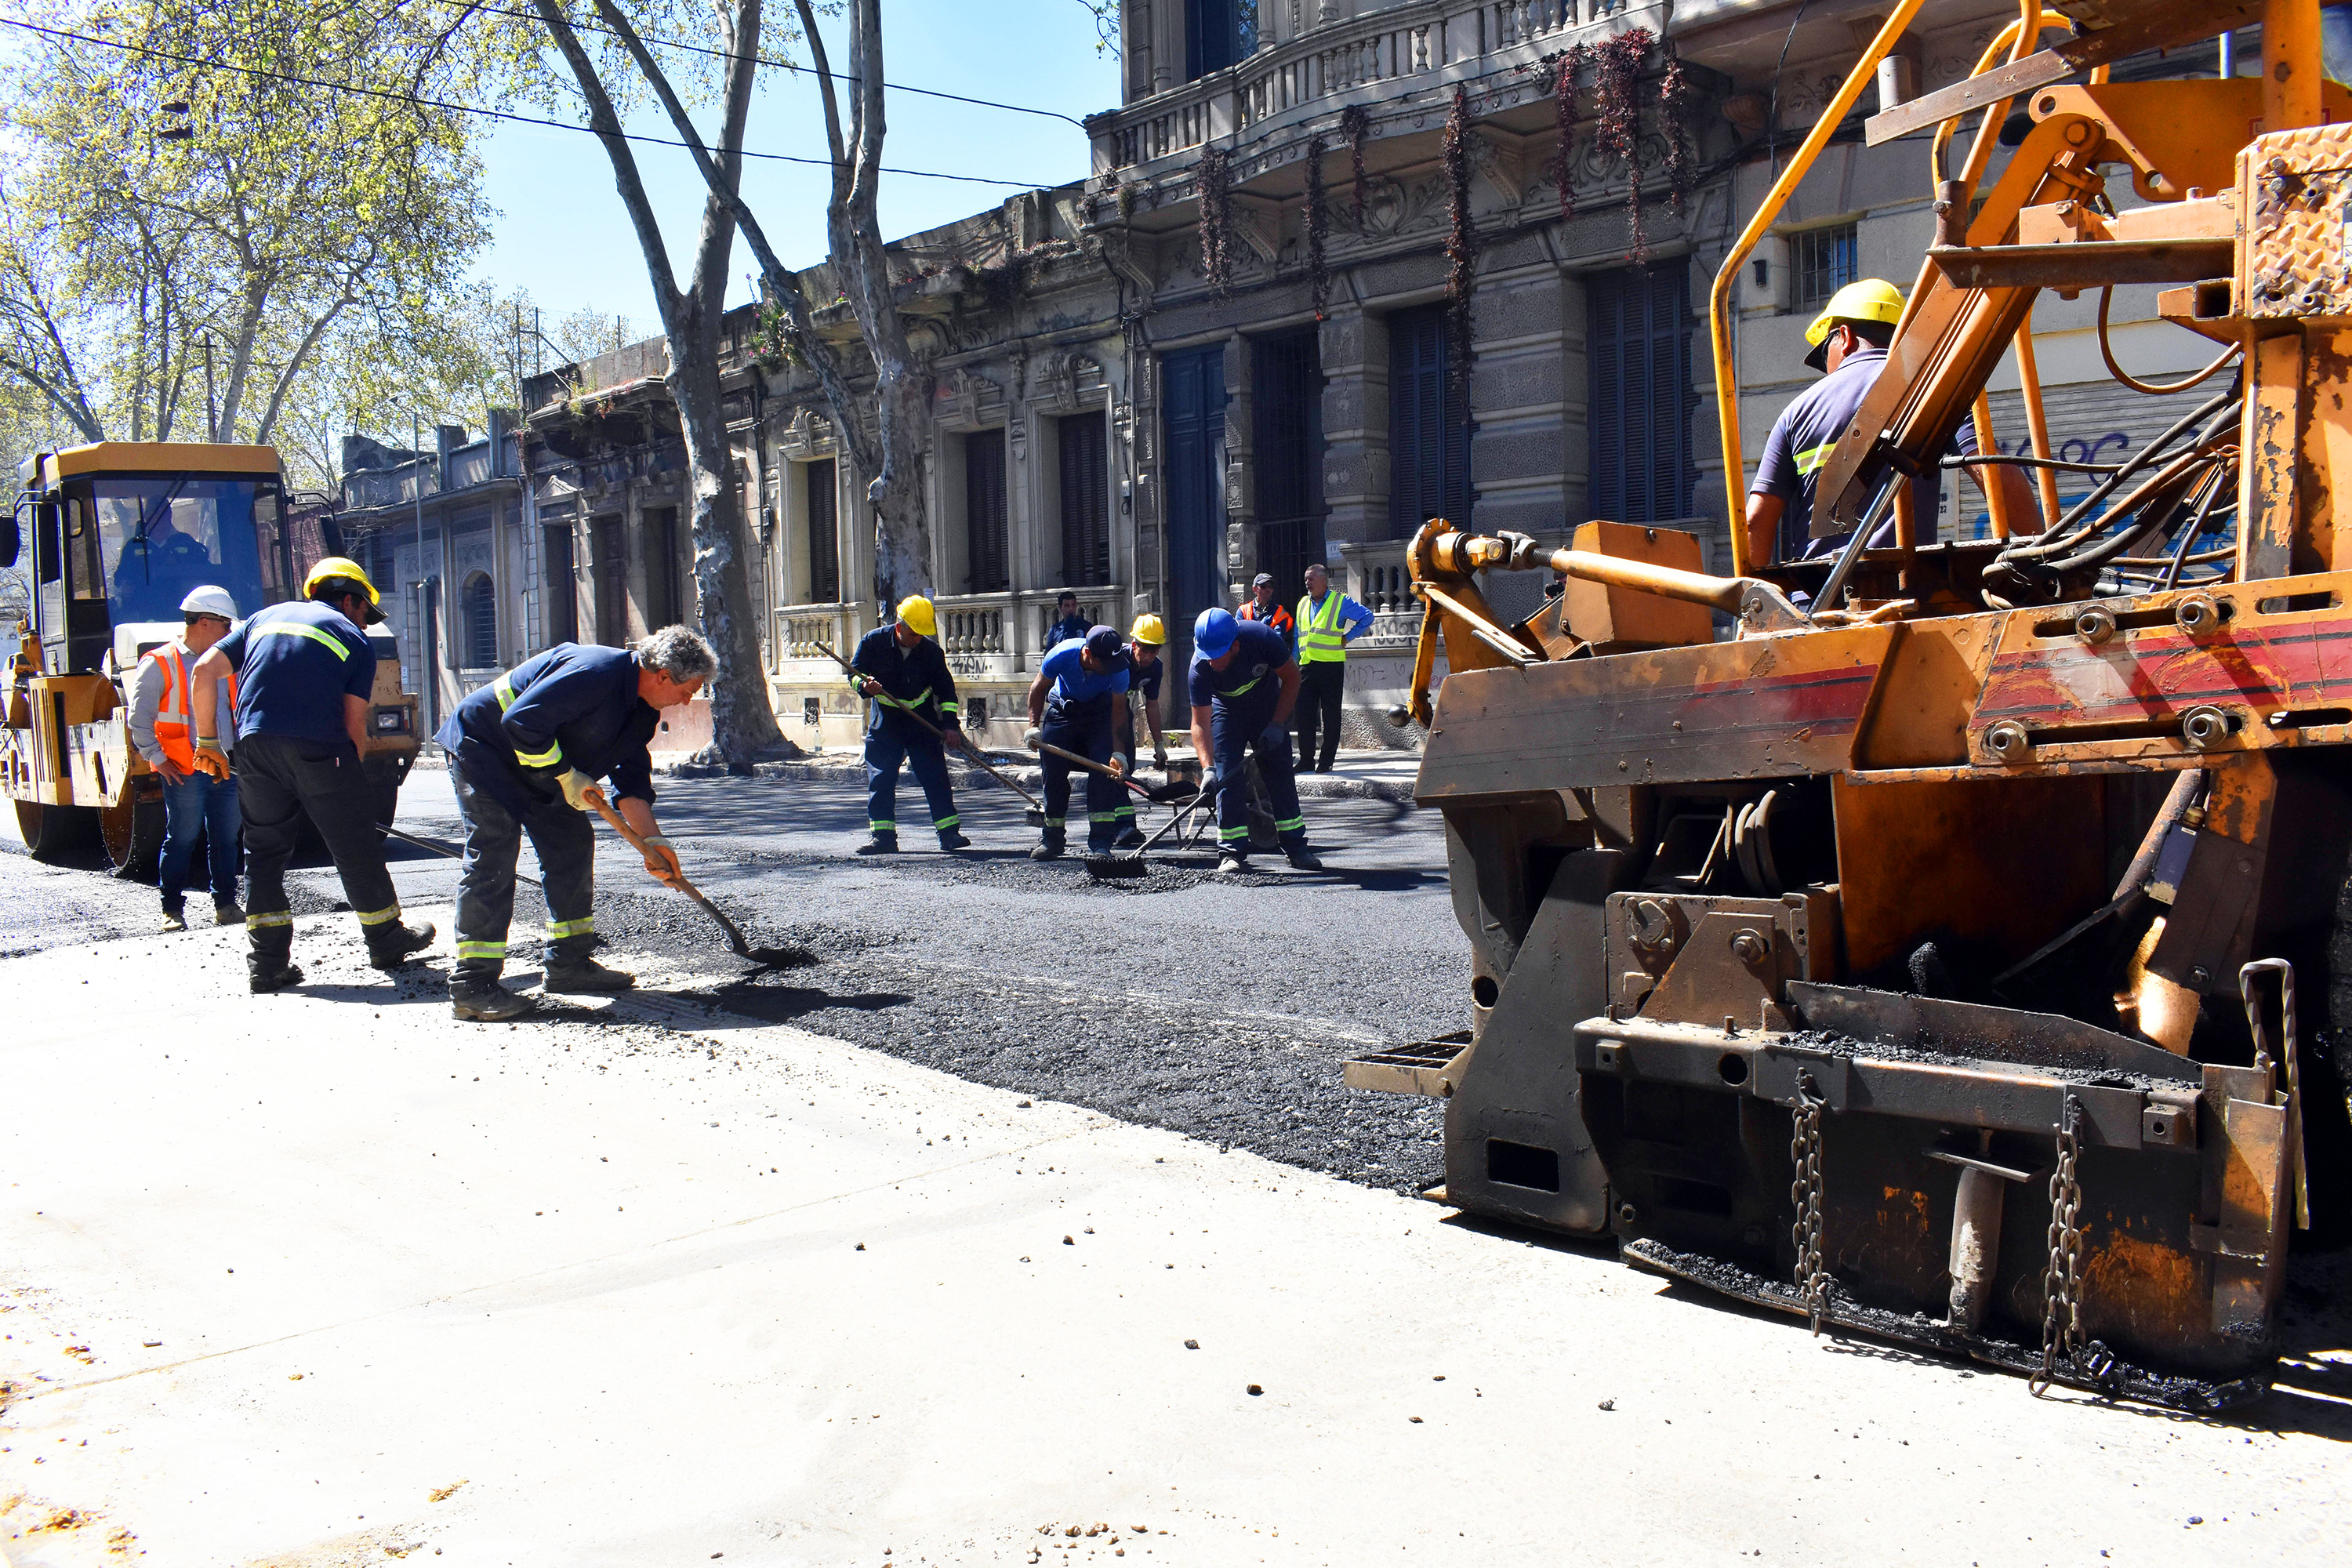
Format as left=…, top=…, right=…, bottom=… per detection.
left=668, top=319, right=789, bottom=761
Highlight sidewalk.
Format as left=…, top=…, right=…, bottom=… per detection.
left=2, top=911, right=2343, bottom=1565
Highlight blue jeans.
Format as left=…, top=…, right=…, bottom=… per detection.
left=160, top=771, right=241, bottom=912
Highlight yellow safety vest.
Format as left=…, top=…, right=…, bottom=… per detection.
left=1297, top=591, right=1348, bottom=663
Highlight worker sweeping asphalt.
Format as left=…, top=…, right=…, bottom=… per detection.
left=433, top=626, right=713, bottom=1022
left=1109, top=613, right=1170, bottom=850
left=848, top=595, right=971, bottom=856
left=189, top=557, right=434, bottom=993
left=1024, top=624, right=1130, bottom=861
left=1189, top=607, right=1319, bottom=877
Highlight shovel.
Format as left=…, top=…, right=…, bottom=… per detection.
left=579, top=787, right=814, bottom=971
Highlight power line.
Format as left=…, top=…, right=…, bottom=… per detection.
left=461, top=1, right=1091, bottom=128
left=0, top=16, right=1056, bottom=188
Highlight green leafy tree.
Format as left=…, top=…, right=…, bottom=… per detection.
left=0, top=0, right=490, bottom=448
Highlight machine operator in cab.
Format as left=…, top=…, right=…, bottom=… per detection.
left=1744, top=279, right=2038, bottom=571
left=1189, top=608, right=1319, bottom=877
left=189, top=558, right=434, bottom=993
left=436, top=626, right=713, bottom=1022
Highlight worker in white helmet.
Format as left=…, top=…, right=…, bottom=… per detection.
left=128, top=585, right=245, bottom=931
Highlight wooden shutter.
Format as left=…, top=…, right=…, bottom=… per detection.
left=1161, top=344, right=1227, bottom=636
left=1252, top=326, right=1327, bottom=590
left=1058, top=413, right=1110, bottom=587
left=806, top=459, right=839, bottom=604
left=1388, top=304, right=1471, bottom=536
left=1586, top=265, right=1697, bottom=524
left=542, top=523, right=578, bottom=644
left=965, top=429, right=1009, bottom=593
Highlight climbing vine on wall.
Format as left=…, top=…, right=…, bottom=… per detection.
left=1341, top=102, right=1371, bottom=226
left=1661, top=43, right=1697, bottom=220
left=1595, top=27, right=1653, bottom=263
left=1198, top=143, right=1235, bottom=296
left=1548, top=42, right=1593, bottom=224
left=1442, top=85, right=1475, bottom=396
left=1305, top=133, right=1331, bottom=320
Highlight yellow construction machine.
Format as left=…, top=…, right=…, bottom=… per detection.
left=1349, top=0, right=2349, bottom=1408
left=3, top=441, right=420, bottom=875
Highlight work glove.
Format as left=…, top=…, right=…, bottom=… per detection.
left=1151, top=743, right=1168, bottom=770
left=641, top=834, right=683, bottom=885
left=191, top=739, right=231, bottom=782
left=1024, top=726, right=1043, bottom=750
left=557, top=768, right=597, bottom=811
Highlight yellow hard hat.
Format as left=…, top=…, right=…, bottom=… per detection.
left=303, top=556, right=386, bottom=624
left=895, top=595, right=938, bottom=638
left=1803, top=278, right=1905, bottom=370
left=1130, top=612, right=1167, bottom=646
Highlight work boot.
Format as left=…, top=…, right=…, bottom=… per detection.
left=855, top=834, right=899, bottom=856
left=1283, top=840, right=1324, bottom=873
left=1029, top=834, right=1065, bottom=861
left=451, top=978, right=535, bottom=1022
left=249, top=926, right=303, bottom=993
left=1113, top=826, right=1146, bottom=850
left=159, top=908, right=187, bottom=934
left=1216, top=848, right=1248, bottom=877
left=365, top=920, right=436, bottom=970
left=544, top=956, right=636, bottom=993
left=213, top=901, right=244, bottom=926
left=938, top=829, right=972, bottom=851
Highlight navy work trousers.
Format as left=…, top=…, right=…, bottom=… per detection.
left=158, top=771, right=241, bottom=913
left=1209, top=695, right=1306, bottom=853
left=863, top=720, right=960, bottom=841
left=1040, top=699, right=1121, bottom=852
left=234, top=732, right=401, bottom=956
left=450, top=764, right=598, bottom=980
left=1294, top=660, right=1346, bottom=771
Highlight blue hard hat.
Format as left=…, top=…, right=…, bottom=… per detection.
left=1194, top=607, right=1240, bottom=659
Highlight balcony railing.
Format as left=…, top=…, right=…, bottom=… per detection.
left=779, top=608, right=851, bottom=661
left=942, top=604, right=1008, bottom=657
left=1098, top=0, right=1643, bottom=176
left=1036, top=587, right=1126, bottom=650
left=343, top=459, right=436, bottom=514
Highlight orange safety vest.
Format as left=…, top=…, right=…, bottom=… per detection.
left=147, top=642, right=238, bottom=770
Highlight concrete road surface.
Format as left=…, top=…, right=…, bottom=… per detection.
left=1, top=775, right=2347, bottom=1566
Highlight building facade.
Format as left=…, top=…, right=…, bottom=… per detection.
left=341, top=0, right=2240, bottom=756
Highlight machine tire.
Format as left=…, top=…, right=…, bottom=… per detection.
left=13, top=799, right=98, bottom=862
left=99, top=793, right=165, bottom=882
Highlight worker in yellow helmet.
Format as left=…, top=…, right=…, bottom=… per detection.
left=848, top=595, right=970, bottom=855
left=188, top=557, right=434, bottom=991
left=1110, top=612, right=1171, bottom=848
left=1744, top=278, right=2035, bottom=570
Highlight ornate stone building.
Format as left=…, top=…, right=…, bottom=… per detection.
left=343, top=0, right=2236, bottom=756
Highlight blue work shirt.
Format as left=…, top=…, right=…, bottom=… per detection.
left=1043, top=637, right=1130, bottom=717
left=1044, top=612, right=1092, bottom=651
left=1125, top=644, right=1164, bottom=704
left=1751, top=346, right=1975, bottom=561
left=1189, top=619, right=1294, bottom=709
left=436, top=644, right=659, bottom=819
left=217, top=600, right=375, bottom=749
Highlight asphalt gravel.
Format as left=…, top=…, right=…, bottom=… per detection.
left=5, top=762, right=1467, bottom=1194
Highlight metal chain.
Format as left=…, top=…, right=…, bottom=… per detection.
left=2032, top=1091, right=2087, bottom=1397
left=1788, top=1069, right=1828, bottom=1335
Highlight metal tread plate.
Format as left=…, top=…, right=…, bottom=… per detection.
left=1342, top=1036, right=1470, bottom=1098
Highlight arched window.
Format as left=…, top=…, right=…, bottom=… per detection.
left=463, top=572, right=498, bottom=668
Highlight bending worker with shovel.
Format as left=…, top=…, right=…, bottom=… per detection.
left=1025, top=625, right=1130, bottom=861
left=435, top=626, right=713, bottom=1022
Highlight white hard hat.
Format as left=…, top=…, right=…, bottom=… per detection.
left=180, top=585, right=238, bottom=619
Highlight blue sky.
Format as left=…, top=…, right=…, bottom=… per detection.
left=472, top=0, right=1121, bottom=327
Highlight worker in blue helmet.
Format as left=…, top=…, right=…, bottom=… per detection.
left=1189, top=607, right=1319, bottom=877
left=1024, top=623, right=1131, bottom=859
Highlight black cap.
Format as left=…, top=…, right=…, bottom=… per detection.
left=1083, top=625, right=1124, bottom=662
